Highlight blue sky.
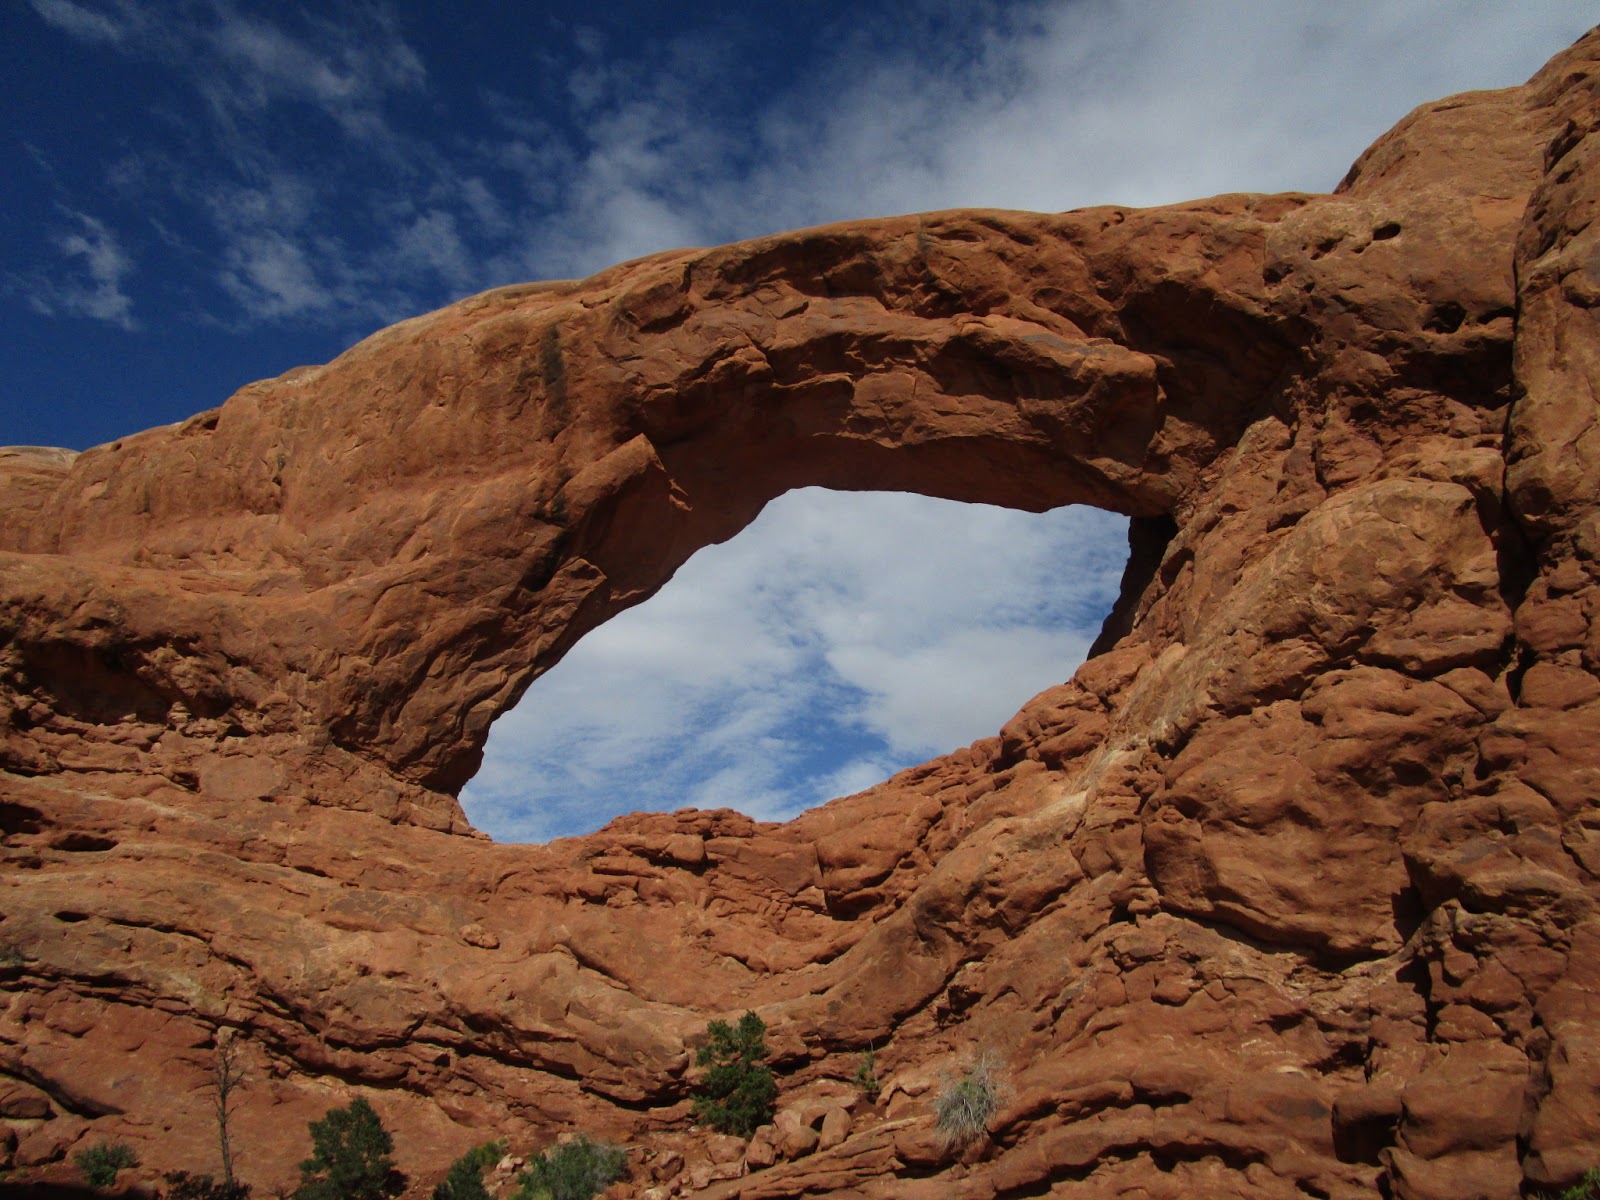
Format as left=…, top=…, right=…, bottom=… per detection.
left=468, top=494, right=1129, bottom=841
left=6, top=2, right=1593, bottom=841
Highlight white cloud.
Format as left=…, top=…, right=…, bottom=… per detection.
left=22, top=210, right=138, bottom=329
left=31, top=4, right=1591, bottom=328
left=827, top=625, right=1099, bottom=759
left=197, top=5, right=424, bottom=146
left=517, top=2, right=1599, bottom=274
left=391, top=211, right=474, bottom=290
left=461, top=492, right=1127, bottom=842
left=25, top=2, right=433, bottom=325
left=28, top=0, right=135, bottom=44
left=211, top=12, right=420, bottom=106
left=36, top=1, right=426, bottom=128
left=216, top=230, right=330, bottom=319
left=816, top=756, right=901, bottom=806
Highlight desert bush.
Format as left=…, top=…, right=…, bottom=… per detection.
left=432, top=1140, right=505, bottom=1200
left=1557, top=1167, right=1600, bottom=1200
left=293, top=1096, right=403, bottom=1200
left=75, top=1140, right=140, bottom=1187
left=161, top=1168, right=251, bottom=1199
left=934, top=1055, right=1006, bottom=1148
left=691, top=1011, right=777, bottom=1137
left=511, top=1135, right=626, bottom=1200
left=853, top=1046, right=881, bottom=1100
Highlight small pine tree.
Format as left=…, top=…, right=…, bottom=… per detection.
left=293, top=1096, right=403, bottom=1200
left=691, top=1011, right=777, bottom=1137
left=432, top=1140, right=503, bottom=1200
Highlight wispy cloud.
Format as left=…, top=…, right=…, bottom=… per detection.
left=510, top=2, right=1600, bottom=274
left=26, top=1, right=431, bottom=325
left=23, top=3, right=1592, bottom=327
left=462, top=493, right=1127, bottom=842
left=31, top=0, right=423, bottom=132
left=18, top=209, right=138, bottom=330
left=207, top=8, right=423, bottom=114
left=28, top=0, right=136, bottom=44
left=215, top=231, right=330, bottom=320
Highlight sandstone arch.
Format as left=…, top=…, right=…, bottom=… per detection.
left=4, top=196, right=1309, bottom=816
left=1, top=29, right=1598, bottom=1200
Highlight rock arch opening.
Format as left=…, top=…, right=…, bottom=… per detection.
left=1, top=203, right=1305, bottom=831
left=460, top=489, right=1130, bottom=842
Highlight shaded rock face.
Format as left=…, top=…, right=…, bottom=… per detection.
left=3, top=29, right=1600, bottom=1200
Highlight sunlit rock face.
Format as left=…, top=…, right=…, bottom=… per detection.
left=2, top=30, right=1599, bottom=1200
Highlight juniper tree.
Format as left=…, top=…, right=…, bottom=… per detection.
left=691, top=1011, right=777, bottom=1137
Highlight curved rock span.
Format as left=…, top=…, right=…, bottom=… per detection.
left=3, top=28, right=1600, bottom=1200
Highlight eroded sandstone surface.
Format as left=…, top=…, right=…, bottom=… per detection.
left=3, top=28, right=1600, bottom=1200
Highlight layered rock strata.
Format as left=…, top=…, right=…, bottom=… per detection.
left=3, top=29, right=1599, bottom=1200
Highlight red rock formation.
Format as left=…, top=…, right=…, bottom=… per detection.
left=3, top=28, right=1599, bottom=1200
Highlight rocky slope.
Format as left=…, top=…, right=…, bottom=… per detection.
left=3, top=28, right=1600, bottom=1200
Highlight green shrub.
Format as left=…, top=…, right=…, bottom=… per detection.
left=691, top=1011, right=777, bottom=1137
left=852, top=1047, right=881, bottom=1100
left=1559, top=1168, right=1600, bottom=1200
left=161, top=1169, right=251, bottom=1199
left=293, top=1096, right=403, bottom=1200
left=75, top=1141, right=139, bottom=1187
left=511, top=1135, right=626, bottom=1200
left=934, top=1055, right=1005, bottom=1148
left=432, top=1140, right=504, bottom=1200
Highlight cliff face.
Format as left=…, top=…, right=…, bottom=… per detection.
left=3, top=30, right=1599, bottom=1200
